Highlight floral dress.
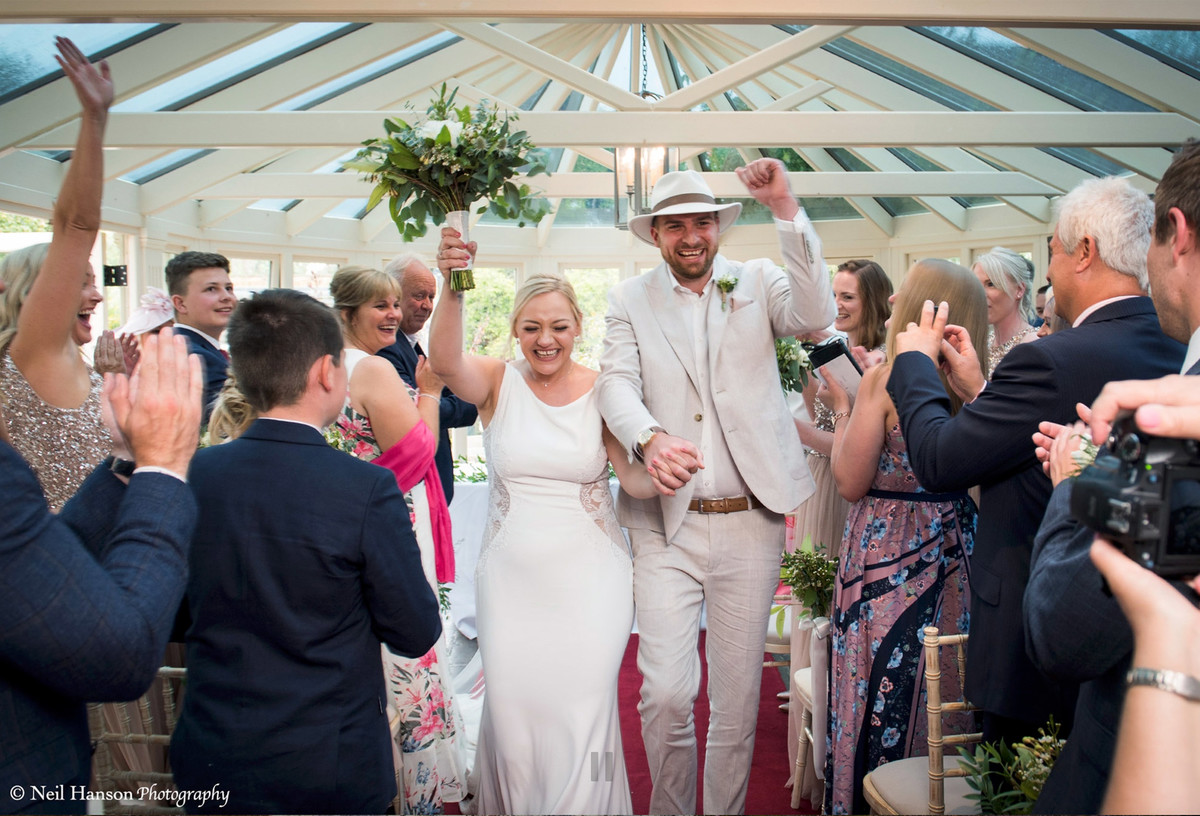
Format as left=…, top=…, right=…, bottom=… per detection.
left=330, top=369, right=465, bottom=814
left=824, top=423, right=976, bottom=815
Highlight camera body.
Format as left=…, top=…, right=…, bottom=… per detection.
left=1071, top=414, right=1200, bottom=576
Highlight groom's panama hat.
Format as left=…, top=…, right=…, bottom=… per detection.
left=628, top=170, right=742, bottom=247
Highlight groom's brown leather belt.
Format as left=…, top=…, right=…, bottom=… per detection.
left=687, top=495, right=760, bottom=514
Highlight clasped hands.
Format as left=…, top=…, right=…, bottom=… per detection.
left=1034, top=374, right=1200, bottom=487
left=642, top=433, right=704, bottom=497
left=894, top=299, right=985, bottom=404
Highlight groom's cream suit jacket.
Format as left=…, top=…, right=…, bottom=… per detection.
left=597, top=214, right=836, bottom=542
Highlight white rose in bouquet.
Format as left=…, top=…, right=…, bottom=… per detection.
left=417, top=118, right=463, bottom=146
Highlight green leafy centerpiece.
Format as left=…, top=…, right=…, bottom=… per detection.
left=344, top=83, right=551, bottom=291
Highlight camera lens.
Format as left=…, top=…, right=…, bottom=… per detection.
left=1116, top=432, right=1143, bottom=463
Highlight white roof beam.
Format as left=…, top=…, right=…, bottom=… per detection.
left=36, top=110, right=1193, bottom=150
left=440, top=22, right=651, bottom=111
left=846, top=27, right=1174, bottom=180
left=0, top=22, right=282, bottom=153
left=195, top=170, right=1056, bottom=200
left=130, top=22, right=563, bottom=215
left=655, top=26, right=854, bottom=111
left=4, top=0, right=1198, bottom=26
left=999, top=27, right=1200, bottom=123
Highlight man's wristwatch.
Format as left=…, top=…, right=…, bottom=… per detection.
left=105, top=454, right=136, bottom=478
left=634, top=426, right=666, bottom=462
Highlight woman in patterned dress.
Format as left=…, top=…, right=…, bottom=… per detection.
left=821, top=259, right=989, bottom=814
left=327, top=265, right=466, bottom=814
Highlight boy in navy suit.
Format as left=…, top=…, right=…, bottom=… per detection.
left=166, top=251, right=235, bottom=424
left=170, top=290, right=441, bottom=814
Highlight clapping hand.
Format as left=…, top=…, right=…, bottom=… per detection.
left=105, top=327, right=203, bottom=476
left=119, top=332, right=140, bottom=374
left=94, top=330, right=126, bottom=375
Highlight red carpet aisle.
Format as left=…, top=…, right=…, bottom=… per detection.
left=618, top=632, right=819, bottom=815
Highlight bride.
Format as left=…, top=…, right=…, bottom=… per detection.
left=428, top=229, right=655, bottom=815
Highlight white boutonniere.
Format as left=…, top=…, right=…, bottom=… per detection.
left=715, top=274, right=738, bottom=311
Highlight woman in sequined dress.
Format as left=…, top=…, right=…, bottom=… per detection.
left=0, top=38, right=113, bottom=511
left=325, top=265, right=467, bottom=814
left=791, top=260, right=892, bottom=556
left=822, top=260, right=987, bottom=814
left=972, top=246, right=1039, bottom=378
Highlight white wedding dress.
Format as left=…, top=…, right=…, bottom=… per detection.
left=472, top=363, right=634, bottom=815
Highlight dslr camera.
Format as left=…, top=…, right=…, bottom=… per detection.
left=1071, top=413, right=1200, bottom=576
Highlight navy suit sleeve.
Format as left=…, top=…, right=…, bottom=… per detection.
left=57, top=460, right=127, bottom=559
left=440, top=391, right=478, bottom=429
left=0, top=444, right=198, bottom=701
left=888, top=342, right=1060, bottom=492
left=1024, top=480, right=1132, bottom=683
left=359, top=470, right=442, bottom=658
left=378, top=341, right=418, bottom=389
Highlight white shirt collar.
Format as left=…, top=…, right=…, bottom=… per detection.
left=174, top=323, right=223, bottom=349
left=1183, top=326, right=1200, bottom=375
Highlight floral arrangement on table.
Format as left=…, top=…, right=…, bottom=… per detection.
left=771, top=540, right=838, bottom=636
left=343, top=83, right=551, bottom=292
left=958, top=718, right=1066, bottom=814
left=776, top=337, right=814, bottom=393
left=452, top=454, right=489, bottom=484
left=780, top=542, right=838, bottom=619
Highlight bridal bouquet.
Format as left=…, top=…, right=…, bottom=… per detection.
left=344, top=83, right=551, bottom=291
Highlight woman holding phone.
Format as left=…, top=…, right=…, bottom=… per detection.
left=821, top=259, right=987, bottom=815
left=791, top=260, right=891, bottom=554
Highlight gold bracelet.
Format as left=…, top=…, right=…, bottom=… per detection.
left=830, top=411, right=850, bottom=425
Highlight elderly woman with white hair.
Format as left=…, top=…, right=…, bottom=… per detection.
left=972, top=246, right=1039, bottom=377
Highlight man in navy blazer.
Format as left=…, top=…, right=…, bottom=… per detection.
left=1, top=329, right=202, bottom=815
left=888, top=176, right=1185, bottom=746
left=378, top=254, right=477, bottom=504
left=166, top=251, right=235, bottom=425
left=1024, top=141, right=1200, bottom=814
left=170, top=290, right=441, bottom=814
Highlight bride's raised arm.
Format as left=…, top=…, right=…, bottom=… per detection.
left=428, top=227, right=506, bottom=423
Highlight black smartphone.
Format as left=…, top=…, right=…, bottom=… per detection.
left=809, top=337, right=864, bottom=400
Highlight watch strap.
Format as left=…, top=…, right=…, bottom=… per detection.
left=1126, top=667, right=1200, bottom=702
left=105, top=454, right=136, bottom=478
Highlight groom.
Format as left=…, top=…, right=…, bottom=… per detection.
left=598, top=158, right=834, bottom=814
